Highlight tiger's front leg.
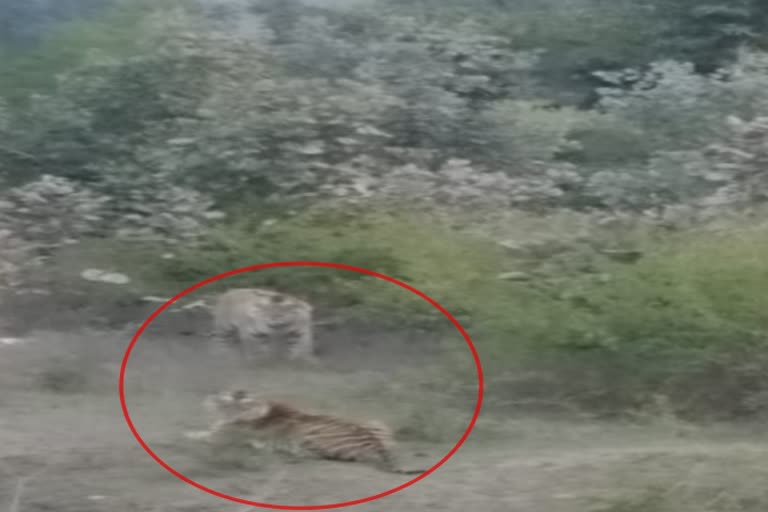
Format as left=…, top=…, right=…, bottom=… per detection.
left=287, top=310, right=317, bottom=363
left=184, top=419, right=232, bottom=445
left=239, top=329, right=273, bottom=361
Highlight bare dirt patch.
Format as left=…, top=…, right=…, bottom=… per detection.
left=0, top=319, right=765, bottom=512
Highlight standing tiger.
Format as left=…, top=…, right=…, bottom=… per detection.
left=210, top=288, right=315, bottom=362
left=185, top=389, right=426, bottom=476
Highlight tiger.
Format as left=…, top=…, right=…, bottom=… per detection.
left=185, top=389, right=426, bottom=476
left=210, top=288, right=315, bottom=362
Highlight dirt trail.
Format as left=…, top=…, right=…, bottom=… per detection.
left=0, top=328, right=764, bottom=512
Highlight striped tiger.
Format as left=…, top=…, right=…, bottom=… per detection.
left=189, top=389, right=426, bottom=475
left=210, top=288, right=315, bottom=362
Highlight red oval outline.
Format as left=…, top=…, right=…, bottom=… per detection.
left=119, top=261, right=484, bottom=510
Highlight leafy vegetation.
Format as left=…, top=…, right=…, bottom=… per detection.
left=1, top=0, right=767, bottom=420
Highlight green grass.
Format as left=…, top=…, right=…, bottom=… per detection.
left=48, top=206, right=768, bottom=418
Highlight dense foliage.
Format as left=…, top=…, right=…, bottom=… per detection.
left=1, top=0, right=767, bottom=419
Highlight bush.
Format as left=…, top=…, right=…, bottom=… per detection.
left=561, top=115, right=651, bottom=168
left=0, top=0, right=165, bottom=102
left=120, top=205, right=512, bottom=327
left=493, top=224, right=768, bottom=418
left=595, top=53, right=768, bottom=153
left=39, top=195, right=768, bottom=419
left=4, top=0, right=767, bottom=424
left=480, top=100, right=597, bottom=167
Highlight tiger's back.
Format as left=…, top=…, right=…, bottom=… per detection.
left=211, top=288, right=314, bottom=361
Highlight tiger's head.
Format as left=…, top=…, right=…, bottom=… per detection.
left=203, top=389, right=263, bottom=417
left=203, top=389, right=305, bottom=429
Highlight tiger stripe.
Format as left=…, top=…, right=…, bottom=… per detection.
left=198, top=390, right=425, bottom=475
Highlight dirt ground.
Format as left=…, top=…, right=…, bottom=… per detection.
left=1, top=308, right=767, bottom=512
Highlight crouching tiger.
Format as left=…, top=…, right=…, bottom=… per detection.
left=184, top=389, right=426, bottom=475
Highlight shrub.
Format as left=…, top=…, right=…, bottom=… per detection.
left=595, top=52, right=768, bottom=153
left=480, top=100, right=597, bottom=167
left=494, top=224, right=768, bottom=418
left=0, top=0, right=166, bottom=102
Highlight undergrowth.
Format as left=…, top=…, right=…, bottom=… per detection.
left=46, top=206, right=768, bottom=419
